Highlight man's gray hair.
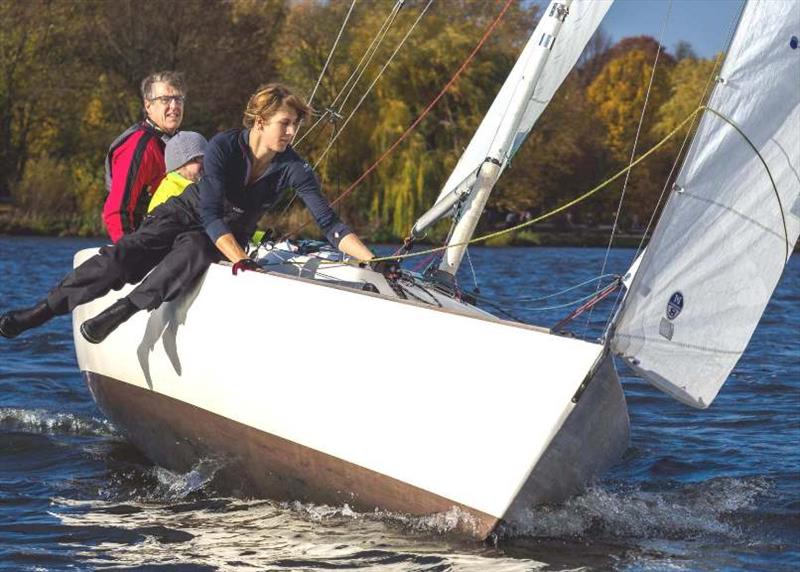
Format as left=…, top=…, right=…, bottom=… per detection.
left=141, top=71, right=186, bottom=100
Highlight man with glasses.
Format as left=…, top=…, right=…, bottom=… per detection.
left=102, top=71, right=186, bottom=243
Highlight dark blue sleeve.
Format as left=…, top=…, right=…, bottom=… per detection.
left=199, top=135, right=232, bottom=243
left=289, top=159, right=352, bottom=247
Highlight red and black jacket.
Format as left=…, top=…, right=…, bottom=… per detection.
left=102, top=120, right=171, bottom=242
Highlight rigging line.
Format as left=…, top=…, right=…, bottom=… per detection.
left=330, top=0, right=404, bottom=113
left=586, top=0, right=674, bottom=337
left=465, top=246, right=479, bottom=291
left=703, top=106, right=790, bottom=262
left=282, top=0, right=515, bottom=240
left=471, top=273, right=619, bottom=304
left=295, top=0, right=403, bottom=147
left=306, top=0, right=357, bottom=108
left=332, top=0, right=405, bottom=120
left=296, top=109, right=331, bottom=147
left=366, top=105, right=711, bottom=264
left=358, top=110, right=785, bottom=269
left=553, top=279, right=621, bottom=331
left=630, top=0, right=747, bottom=265
left=631, top=58, right=733, bottom=265
left=471, top=296, right=527, bottom=323
left=312, top=0, right=434, bottom=170
left=469, top=278, right=619, bottom=312
left=601, top=1, right=747, bottom=342
left=524, top=281, right=619, bottom=313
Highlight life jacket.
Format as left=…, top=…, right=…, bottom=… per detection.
left=104, top=119, right=172, bottom=195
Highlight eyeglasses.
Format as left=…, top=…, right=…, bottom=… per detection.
left=148, top=95, right=185, bottom=106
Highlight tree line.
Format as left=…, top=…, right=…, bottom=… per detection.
left=0, top=0, right=717, bottom=242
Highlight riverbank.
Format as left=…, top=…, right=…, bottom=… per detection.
left=0, top=206, right=649, bottom=248
left=0, top=205, right=102, bottom=238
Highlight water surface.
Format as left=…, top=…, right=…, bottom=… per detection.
left=0, top=236, right=797, bottom=571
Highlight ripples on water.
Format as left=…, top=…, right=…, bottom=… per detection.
left=0, top=237, right=797, bottom=571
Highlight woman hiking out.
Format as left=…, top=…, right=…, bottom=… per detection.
left=1, top=83, right=376, bottom=343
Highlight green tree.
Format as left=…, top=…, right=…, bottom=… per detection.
left=490, top=75, right=605, bottom=220
left=0, top=1, right=77, bottom=200
left=587, top=48, right=672, bottom=162
left=653, top=56, right=718, bottom=139
left=274, top=0, right=534, bottom=238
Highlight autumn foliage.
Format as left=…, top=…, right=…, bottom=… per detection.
left=0, top=0, right=719, bottom=241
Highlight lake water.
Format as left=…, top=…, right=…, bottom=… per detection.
left=0, top=236, right=797, bottom=571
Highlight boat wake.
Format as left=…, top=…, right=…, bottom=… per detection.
left=85, top=454, right=772, bottom=544
left=283, top=499, right=483, bottom=536
left=151, top=458, right=226, bottom=501
left=46, top=468, right=782, bottom=571
left=499, top=477, right=771, bottom=541
left=52, top=494, right=540, bottom=571
left=94, top=456, right=229, bottom=505
left=0, top=407, right=116, bottom=437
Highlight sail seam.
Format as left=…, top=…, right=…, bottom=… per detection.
left=679, top=191, right=785, bottom=242
left=614, top=333, right=743, bottom=355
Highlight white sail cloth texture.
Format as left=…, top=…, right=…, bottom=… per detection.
left=611, top=0, right=800, bottom=409
left=431, top=0, right=613, bottom=206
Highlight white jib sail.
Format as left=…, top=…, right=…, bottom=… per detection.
left=414, top=1, right=613, bottom=235
left=611, top=0, right=800, bottom=409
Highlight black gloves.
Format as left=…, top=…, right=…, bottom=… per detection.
left=232, top=258, right=260, bottom=275
left=369, top=259, right=402, bottom=281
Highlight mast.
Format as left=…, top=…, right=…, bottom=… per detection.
left=438, top=0, right=573, bottom=276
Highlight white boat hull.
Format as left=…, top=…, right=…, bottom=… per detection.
left=72, top=248, right=629, bottom=538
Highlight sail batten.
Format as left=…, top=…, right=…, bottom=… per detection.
left=610, top=0, right=800, bottom=409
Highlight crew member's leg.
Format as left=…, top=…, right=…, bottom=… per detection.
left=0, top=213, right=188, bottom=339
left=127, top=231, right=222, bottom=310
left=80, top=231, right=221, bottom=343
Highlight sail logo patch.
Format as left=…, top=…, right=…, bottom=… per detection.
left=666, top=291, right=684, bottom=321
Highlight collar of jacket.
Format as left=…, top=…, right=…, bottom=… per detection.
left=143, top=118, right=175, bottom=144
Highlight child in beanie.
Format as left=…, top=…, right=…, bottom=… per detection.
left=148, top=131, right=207, bottom=212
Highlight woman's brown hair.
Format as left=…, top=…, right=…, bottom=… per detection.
left=242, top=83, right=312, bottom=128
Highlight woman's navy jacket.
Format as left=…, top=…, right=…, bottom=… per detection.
left=196, top=128, right=352, bottom=247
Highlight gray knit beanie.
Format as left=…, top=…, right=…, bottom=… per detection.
left=165, top=131, right=207, bottom=173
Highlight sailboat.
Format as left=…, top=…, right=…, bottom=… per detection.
left=71, top=0, right=799, bottom=539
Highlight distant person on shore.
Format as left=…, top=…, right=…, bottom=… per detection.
left=147, top=131, right=207, bottom=212
left=0, top=83, right=376, bottom=343
left=103, top=71, right=186, bottom=243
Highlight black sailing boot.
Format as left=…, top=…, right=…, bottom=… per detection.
left=0, top=301, right=56, bottom=339
left=80, top=298, right=139, bottom=344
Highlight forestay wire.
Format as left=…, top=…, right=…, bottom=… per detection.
left=600, top=2, right=744, bottom=339
left=585, top=0, right=673, bottom=336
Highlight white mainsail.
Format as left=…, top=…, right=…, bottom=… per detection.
left=610, top=0, right=800, bottom=408
left=411, top=0, right=614, bottom=272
